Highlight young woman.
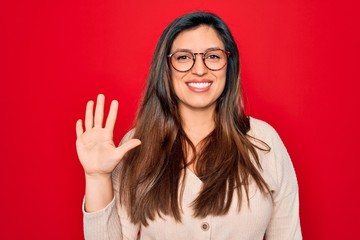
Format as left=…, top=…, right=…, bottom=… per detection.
left=76, top=11, right=302, bottom=240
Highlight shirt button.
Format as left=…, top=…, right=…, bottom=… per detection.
left=201, top=222, right=210, bottom=231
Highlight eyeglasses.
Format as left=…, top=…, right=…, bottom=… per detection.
left=168, top=48, right=231, bottom=72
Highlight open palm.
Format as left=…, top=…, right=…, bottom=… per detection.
left=76, top=94, right=141, bottom=177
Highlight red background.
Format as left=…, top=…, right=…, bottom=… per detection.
left=1, top=0, right=359, bottom=239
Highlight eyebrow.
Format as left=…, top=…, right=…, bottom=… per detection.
left=171, top=47, right=222, bottom=53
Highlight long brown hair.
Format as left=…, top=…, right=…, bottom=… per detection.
left=119, top=11, right=271, bottom=226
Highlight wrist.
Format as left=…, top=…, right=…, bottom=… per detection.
left=84, top=173, right=114, bottom=212
left=85, top=172, right=112, bottom=182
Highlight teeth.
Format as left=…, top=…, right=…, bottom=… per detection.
left=187, top=82, right=211, bottom=88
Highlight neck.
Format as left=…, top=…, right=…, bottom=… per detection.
left=179, top=105, right=216, bottom=146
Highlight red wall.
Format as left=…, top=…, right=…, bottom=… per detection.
left=1, top=0, right=359, bottom=239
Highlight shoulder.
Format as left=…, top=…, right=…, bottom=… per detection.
left=247, top=116, right=280, bottom=146
left=113, top=129, right=136, bottom=181
left=119, top=128, right=136, bottom=145
left=248, top=117, right=298, bottom=193
left=247, top=116, right=289, bottom=157
left=247, top=116, right=292, bottom=177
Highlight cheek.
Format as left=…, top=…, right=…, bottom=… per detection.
left=218, top=70, right=227, bottom=88
left=171, top=73, right=180, bottom=83
left=171, top=71, right=185, bottom=97
left=171, top=70, right=186, bottom=88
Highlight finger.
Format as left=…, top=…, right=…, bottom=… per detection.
left=76, top=119, right=84, bottom=138
left=85, top=100, right=94, bottom=130
left=114, top=139, right=141, bottom=159
left=105, top=100, right=118, bottom=131
left=94, top=94, right=105, bottom=128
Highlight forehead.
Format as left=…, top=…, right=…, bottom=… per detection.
left=171, top=25, right=225, bottom=51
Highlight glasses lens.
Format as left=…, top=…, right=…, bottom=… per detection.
left=204, top=50, right=228, bottom=71
left=170, top=51, right=194, bottom=72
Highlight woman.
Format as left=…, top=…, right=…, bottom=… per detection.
left=76, top=11, right=302, bottom=240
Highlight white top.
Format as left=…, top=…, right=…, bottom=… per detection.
left=83, top=117, right=302, bottom=240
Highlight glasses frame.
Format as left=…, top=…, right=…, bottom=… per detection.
left=167, top=48, right=231, bottom=72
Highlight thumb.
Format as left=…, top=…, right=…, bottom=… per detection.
left=115, top=138, right=141, bottom=159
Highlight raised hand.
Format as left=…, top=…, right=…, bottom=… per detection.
left=76, top=94, right=141, bottom=178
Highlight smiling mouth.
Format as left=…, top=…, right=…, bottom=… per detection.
left=186, top=82, right=212, bottom=89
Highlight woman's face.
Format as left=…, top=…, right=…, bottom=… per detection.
left=170, top=25, right=227, bottom=114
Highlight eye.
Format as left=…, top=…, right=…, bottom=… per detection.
left=207, top=54, right=220, bottom=59
left=205, top=52, right=222, bottom=62
left=176, top=55, right=191, bottom=60
left=172, top=52, right=193, bottom=63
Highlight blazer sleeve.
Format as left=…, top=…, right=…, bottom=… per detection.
left=264, top=126, right=302, bottom=240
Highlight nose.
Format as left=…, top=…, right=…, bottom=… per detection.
left=191, top=54, right=208, bottom=75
